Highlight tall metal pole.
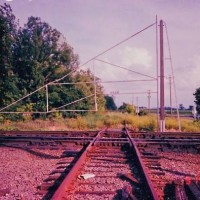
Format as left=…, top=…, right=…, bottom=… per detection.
left=160, top=20, right=165, bottom=132
left=147, top=90, right=151, bottom=113
left=132, top=94, right=134, bottom=107
left=93, top=60, right=98, bottom=111
left=169, top=76, right=172, bottom=116
left=156, top=16, right=159, bottom=132
left=46, top=85, right=49, bottom=113
left=136, top=96, right=139, bottom=115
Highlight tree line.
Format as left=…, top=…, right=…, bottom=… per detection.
left=0, top=3, right=142, bottom=122
left=0, top=3, right=107, bottom=120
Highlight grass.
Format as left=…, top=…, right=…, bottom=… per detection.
left=0, top=112, right=200, bottom=132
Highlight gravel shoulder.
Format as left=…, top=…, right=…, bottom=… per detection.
left=0, top=146, right=64, bottom=200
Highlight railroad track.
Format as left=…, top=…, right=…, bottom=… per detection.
left=1, top=129, right=200, bottom=200
left=51, top=129, right=158, bottom=200
left=127, top=129, right=200, bottom=200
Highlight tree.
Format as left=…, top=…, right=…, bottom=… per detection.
left=194, top=88, right=200, bottom=114
left=179, top=104, right=185, bottom=110
left=118, top=103, right=136, bottom=114
left=13, top=17, right=78, bottom=91
left=0, top=6, right=105, bottom=119
left=73, top=69, right=105, bottom=112
left=105, top=96, right=117, bottom=110
left=12, top=16, right=80, bottom=114
left=0, top=4, right=19, bottom=108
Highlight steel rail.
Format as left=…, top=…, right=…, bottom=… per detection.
left=129, top=131, right=200, bottom=137
left=133, top=138, right=200, bottom=142
left=0, top=130, right=97, bottom=134
left=51, top=129, right=105, bottom=200
left=0, top=136, right=93, bottom=140
left=125, top=128, right=159, bottom=200
left=135, top=142, right=200, bottom=146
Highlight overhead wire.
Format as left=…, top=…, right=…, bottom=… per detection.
left=80, top=22, right=156, bottom=67
left=0, top=21, right=157, bottom=114
left=164, top=21, right=181, bottom=131
left=95, top=59, right=157, bottom=80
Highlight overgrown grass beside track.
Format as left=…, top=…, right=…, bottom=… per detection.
left=0, top=112, right=200, bottom=132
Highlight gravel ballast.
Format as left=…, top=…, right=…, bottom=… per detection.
left=0, top=146, right=64, bottom=200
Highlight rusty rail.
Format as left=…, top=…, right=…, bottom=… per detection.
left=51, top=129, right=105, bottom=200
left=125, top=127, right=159, bottom=200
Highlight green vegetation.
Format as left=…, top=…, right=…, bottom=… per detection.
left=1, top=112, right=199, bottom=132
left=0, top=3, right=105, bottom=120
left=1, top=4, right=200, bottom=133
left=105, top=96, right=117, bottom=111
left=118, top=103, right=136, bottom=114
left=194, top=88, right=200, bottom=115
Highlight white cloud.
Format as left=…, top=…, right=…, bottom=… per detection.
left=93, top=58, right=127, bottom=81
left=188, top=55, right=200, bottom=87
left=173, top=54, right=200, bottom=107
left=120, top=46, right=152, bottom=68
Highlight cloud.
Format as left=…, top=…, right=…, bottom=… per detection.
left=93, top=58, right=128, bottom=81
left=188, top=54, right=200, bottom=87
left=8, top=0, right=200, bottom=107
left=120, top=46, right=152, bottom=68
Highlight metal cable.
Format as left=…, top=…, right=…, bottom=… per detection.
left=80, top=22, right=156, bottom=67
left=0, top=22, right=156, bottom=113
left=164, top=21, right=181, bottom=131
left=95, top=59, right=157, bottom=80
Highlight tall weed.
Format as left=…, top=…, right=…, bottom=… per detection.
left=1, top=112, right=200, bottom=132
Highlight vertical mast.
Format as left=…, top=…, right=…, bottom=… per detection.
left=147, top=90, right=151, bottom=113
left=169, top=76, right=172, bottom=116
left=93, top=60, right=98, bottom=111
left=46, top=85, right=49, bottom=113
left=160, top=20, right=165, bottom=132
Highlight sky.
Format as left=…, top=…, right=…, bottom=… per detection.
left=1, top=0, right=200, bottom=109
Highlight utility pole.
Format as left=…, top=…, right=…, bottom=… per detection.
left=169, top=76, right=172, bottom=116
left=132, top=94, right=134, bottom=107
left=136, top=96, right=139, bottom=115
left=93, top=60, right=98, bottom=111
left=46, top=85, right=49, bottom=113
left=147, top=90, right=151, bottom=112
left=160, top=20, right=165, bottom=132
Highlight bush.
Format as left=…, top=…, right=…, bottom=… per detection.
left=2, top=111, right=200, bottom=132
left=138, top=109, right=148, bottom=116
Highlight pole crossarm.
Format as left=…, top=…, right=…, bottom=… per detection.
left=48, top=109, right=97, bottom=113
